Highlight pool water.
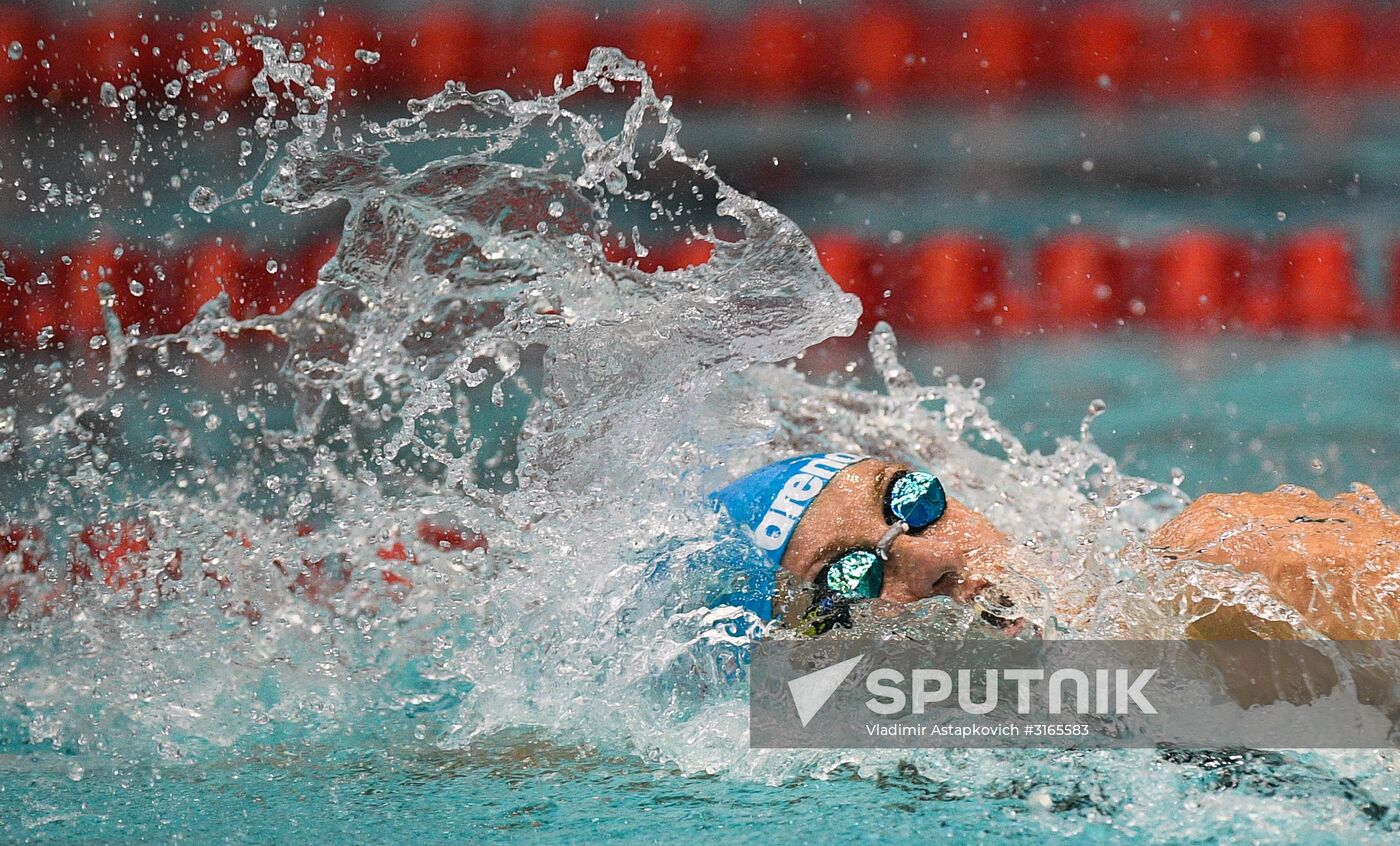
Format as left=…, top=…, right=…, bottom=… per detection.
left=3, top=735, right=1398, bottom=844
left=4, top=39, right=1400, bottom=845
left=891, top=337, right=1400, bottom=503
left=4, top=336, right=1399, bottom=845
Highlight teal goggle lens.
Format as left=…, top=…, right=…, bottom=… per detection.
left=824, top=550, right=883, bottom=599
left=888, top=471, right=947, bottom=530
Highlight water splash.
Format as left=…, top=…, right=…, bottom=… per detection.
left=0, top=31, right=1383, bottom=824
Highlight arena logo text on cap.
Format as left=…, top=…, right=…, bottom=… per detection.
left=752, top=453, right=865, bottom=552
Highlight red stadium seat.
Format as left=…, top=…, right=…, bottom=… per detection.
left=740, top=7, right=819, bottom=105
left=60, top=242, right=144, bottom=341
left=0, top=9, right=40, bottom=111
left=842, top=4, right=919, bottom=108
left=160, top=15, right=256, bottom=110
left=957, top=5, right=1035, bottom=100
left=0, top=250, right=38, bottom=346
left=1363, top=11, right=1400, bottom=92
left=35, top=8, right=160, bottom=109
left=1284, top=3, right=1363, bottom=91
left=1153, top=231, right=1240, bottom=330
left=174, top=239, right=248, bottom=330
left=990, top=285, right=1038, bottom=335
left=392, top=7, right=481, bottom=97
left=305, top=13, right=378, bottom=98
left=1392, top=243, right=1400, bottom=331
left=13, top=255, right=59, bottom=349
left=628, top=5, right=706, bottom=98
left=519, top=6, right=596, bottom=94
left=642, top=238, right=714, bottom=272
left=1279, top=229, right=1361, bottom=332
left=812, top=233, right=879, bottom=329
left=1036, top=233, right=1123, bottom=328
left=1, top=525, right=45, bottom=573
left=272, top=236, right=339, bottom=314
left=896, top=234, right=1003, bottom=337
left=244, top=250, right=290, bottom=319
left=1058, top=4, right=1144, bottom=100
left=1178, top=7, right=1261, bottom=98
left=82, top=9, right=153, bottom=93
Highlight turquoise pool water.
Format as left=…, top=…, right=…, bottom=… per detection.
left=3, top=738, right=1396, bottom=845
left=899, top=337, right=1400, bottom=504
left=4, top=40, right=1400, bottom=845
left=4, top=336, right=1399, bottom=845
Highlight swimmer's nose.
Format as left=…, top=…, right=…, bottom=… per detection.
left=894, top=563, right=989, bottom=603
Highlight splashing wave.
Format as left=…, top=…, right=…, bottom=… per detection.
left=0, top=41, right=1343, bottom=788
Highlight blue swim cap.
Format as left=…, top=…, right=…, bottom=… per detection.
left=709, top=453, right=868, bottom=618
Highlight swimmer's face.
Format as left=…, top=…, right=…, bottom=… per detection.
left=780, top=459, right=1008, bottom=606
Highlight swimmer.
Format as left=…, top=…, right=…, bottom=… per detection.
left=713, top=453, right=1400, bottom=640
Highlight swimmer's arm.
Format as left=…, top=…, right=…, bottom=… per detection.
left=1150, top=484, right=1400, bottom=640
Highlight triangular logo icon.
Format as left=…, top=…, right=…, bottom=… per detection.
left=788, top=654, right=865, bottom=728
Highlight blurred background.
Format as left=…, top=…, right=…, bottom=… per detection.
left=0, top=0, right=1398, bottom=499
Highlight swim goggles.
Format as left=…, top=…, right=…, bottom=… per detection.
left=818, top=469, right=948, bottom=602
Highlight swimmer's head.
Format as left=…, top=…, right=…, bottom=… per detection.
left=710, top=453, right=869, bottom=569
left=712, top=454, right=1010, bottom=631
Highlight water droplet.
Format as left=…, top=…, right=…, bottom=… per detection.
left=129, top=279, right=144, bottom=296
left=265, top=259, right=279, bottom=273
left=189, top=185, right=219, bottom=213
left=99, top=82, right=120, bottom=108
left=6, top=41, right=22, bottom=61
left=1027, top=788, right=1053, bottom=811
left=165, top=79, right=182, bottom=98
left=354, top=49, right=380, bottom=65
left=547, top=201, right=564, bottom=218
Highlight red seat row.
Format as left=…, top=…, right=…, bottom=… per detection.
left=0, top=3, right=1398, bottom=113
left=1, top=518, right=486, bottom=616
left=814, top=228, right=1383, bottom=336
left=1, top=228, right=1395, bottom=348
left=0, top=236, right=336, bottom=346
